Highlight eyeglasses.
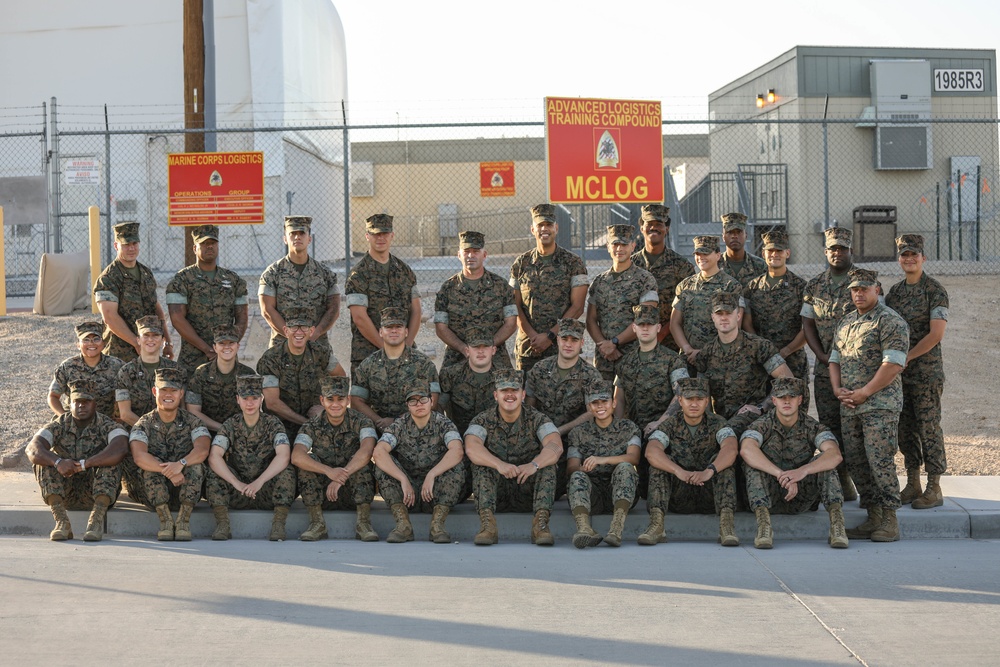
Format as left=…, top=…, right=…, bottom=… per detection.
left=406, top=395, right=431, bottom=406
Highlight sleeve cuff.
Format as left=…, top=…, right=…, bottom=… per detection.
left=641, top=290, right=659, bottom=303
left=130, top=429, right=148, bottom=444
left=212, top=434, right=230, bottom=452
left=294, top=433, right=314, bottom=452
left=828, top=350, right=841, bottom=365
left=262, top=375, right=280, bottom=389
left=234, top=296, right=248, bottom=306
left=115, top=389, right=130, bottom=402
left=108, top=427, right=129, bottom=442
left=716, top=426, right=737, bottom=444
left=258, top=284, right=276, bottom=297
left=930, top=306, right=948, bottom=321
left=763, top=353, right=786, bottom=375
left=742, top=429, right=764, bottom=446
left=800, top=303, right=816, bottom=319
left=186, top=392, right=203, bottom=406
left=360, top=427, right=378, bottom=442
left=537, top=422, right=559, bottom=441
left=571, top=274, right=590, bottom=288
left=350, top=386, right=370, bottom=400
left=503, top=305, right=518, bottom=318
left=274, top=433, right=290, bottom=447
left=627, top=435, right=642, bottom=448
left=883, top=349, right=908, bottom=367
left=94, top=291, right=118, bottom=303
left=465, top=424, right=488, bottom=442
left=379, top=433, right=398, bottom=450
left=345, top=293, right=369, bottom=307
left=445, top=430, right=462, bottom=445
left=566, top=446, right=581, bottom=460
left=430, top=382, right=441, bottom=394
left=191, top=426, right=211, bottom=441
left=648, top=430, right=668, bottom=447
left=816, top=430, right=838, bottom=448
left=165, top=293, right=188, bottom=305
left=433, top=312, right=449, bottom=324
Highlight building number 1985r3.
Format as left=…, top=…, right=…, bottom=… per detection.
left=933, top=69, right=984, bottom=92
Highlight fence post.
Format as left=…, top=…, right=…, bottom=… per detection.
left=342, top=101, right=352, bottom=275
left=50, top=97, right=61, bottom=254
left=104, top=105, right=113, bottom=266
left=89, top=206, right=101, bottom=314
left=0, top=206, right=6, bottom=316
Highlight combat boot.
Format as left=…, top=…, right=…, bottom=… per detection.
left=83, top=495, right=111, bottom=542
left=871, top=507, right=900, bottom=542
left=719, top=508, right=740, bottom=547
left=155, top=504, right=175, bottom=541
left=354, top=503, right=379, bottom=542
left=827, top=502, right=849, bottom=549
left=212, top=506, right=231, bottom=541
left=637, top=508, right=667, bottom=545
left=429, top=505, right=452, bottom=543
left=387, top=503, right=414, bottom=543
left=839, top=466, right=858, bottom=502
left=846, top=506, right=883, bottom=539
left=531, top=509, right=554, bottom=546
left=912, top=475, right=944, bottom=509
left=604, top=500, right=631, bottom=548
left=48, top=495, right=73, bottom=541
left=474, top=509, right=498, bottom=546
left=571, top=506, right=602, bottom=549
left=174, top=502, right=195, bottom=541
left=269, top=506, right=290, bottom=541
left=299, top=505, right=328, bottom=541
left=753, top=507, right=773, bottom=549
left=899, top=467, right=922, bottom=504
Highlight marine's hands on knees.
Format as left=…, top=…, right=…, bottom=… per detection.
left=421, top=475, right=437, bottom=503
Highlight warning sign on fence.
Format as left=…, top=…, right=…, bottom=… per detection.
left=167, top=152, right=265, bottom=225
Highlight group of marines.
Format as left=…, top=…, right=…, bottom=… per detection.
left=27, top=201, right=948, bottom=549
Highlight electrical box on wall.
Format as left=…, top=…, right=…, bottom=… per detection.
left=870, top=59, right=932, bottom=170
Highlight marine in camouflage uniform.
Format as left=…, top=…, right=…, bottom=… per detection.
left=185, top=325, right=256, bottom=433
left=509, top=204, right=589, bottom=372
left=439, top=328, right=499, bottom=436
left=671, top=235, right=744, bottom=359
left=258, top=215, right=340, bottom=353
left=435, top=230, right=518, bottom=368
left=830, top=268, right=909, bottom=542
left=718, top=212, right=768, bottom=287
left=586, top=224, right=659, bottom=381
left=49, top=320, right=124, bottom=419
left=344, top=213, right=421, bottom=378
left=166, top=224, right=249, bottom=369
left=93, top=222, right=172, bottom=362
left=116, top=316, right=184, bottom=426
left=27, top=379, right=130, bottom=541
left=884, top=234, right=949, bottom=509
left=631, top=204, right=695, bottom=351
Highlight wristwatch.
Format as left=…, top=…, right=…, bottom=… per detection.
left=611, top=336, right=619, bottom=346
left=179, top=458, right=188, bottom=469
left=706, top=463, right=717, bottom=474
left=546, top=331, right=556, bottom=342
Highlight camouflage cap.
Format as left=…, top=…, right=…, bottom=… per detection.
left=465, top=327, right=494, bottom=347
left=236, top=374, right=264, bottom=397
left=711, top=291, right=741, bottom=313
left=284, top=215, right=312, bottom=233
left=380, top=306, right=407, bottom=327
left=283, top=309, right=314, bottom=328
left=675, top=376, right=710, bottom=398
left=771, top=377, right=805, bottom=398
left=530, top=204, right=557, bottom=224
left=75, top=320, right=104, bottom=339
left=135, top=315, right=163, bottom=335
left=405, top=381, right=432, bottom=401
left=847, top=267, right=879, bottom=288
left=366, top=213, right=393, bottom=234
left=693, top=235, right=721, bottom=254
left=640, top=204, right=671, bottom=225
left=585, top=379, right=614, bottom=403
left=607, top=224, right=636, bottom=245
left=721, top=212, right=748, bottom=231
left=68, top=378, right=98, bottom=401
left=761, top=229, right=789, bottom=250
left=211, top=325, right=240, bottom=344
left=459, top=231, right=486, bottom=249
left=896, top=234, right=924, bottom=255
left=114, top=222, right=140, bottom=244
left=319, top=375, right=351, bottom=398
left=191, top=225, right=219, bottom=244
left=824, top=226, right=852, bottom=249
left=154, top=367, right=186, bottom=390
left=557, top=318, right=585, bottom=339
left=632, top=304, right=659, bottom=325
left=492, top=368, right=523, bottom=391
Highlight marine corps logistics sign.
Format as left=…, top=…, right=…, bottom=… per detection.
left=545, top=97, right=663, bottom=204
left=167, top=151, right=265, bottom=225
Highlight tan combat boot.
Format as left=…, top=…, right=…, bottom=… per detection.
left=84, top=494, right=111, bottom=542
left=429, top=505, right=452, bottom=544
left=269, top=506, right=290, bottom=541
left=827, top=502, right=849, bottom=549
left=637, top=508, right=667, bottom=545
left=871, top=507, right=900, bottom=542
left=899, top=467, right=922, bottom=504
left=912, top=475, right=944, bottom=510
left=532, top=509, right=555, bottom=546
left=474, top=509, right=498, bottom=546
left=839, top=466, right=858, bottom=502
left=604, top=499, right=631, bottom=548
left=571, top=506, right=602, bottom=549
left=354, top=503, right=379, bottom=542
left=719, top=508, right=740, bottom=546
left=174, top=502, right=195, bottom=541
left=48, top=495, right=73, bottom=541
left=753, top=507, right=773, bottom=549
left=386, top=503, right=414, bottom=543
left=299, top=505, right=328, bottom=541
left=846, top=506, right=883, bottom=539
left=212, top=505, right=231, bottom=541
left=155, top=504, right=175, bottom=541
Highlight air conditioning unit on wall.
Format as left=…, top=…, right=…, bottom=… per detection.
left=870, top=60, right=932, bottom=171
left=875, top=125, right=932, bottom=170
left=351, top=161, right=374, bottom=197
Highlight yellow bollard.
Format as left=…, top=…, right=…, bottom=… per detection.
left=0, top=206, right=6, bottom=316
left=89, top=206, right=101, bottom=314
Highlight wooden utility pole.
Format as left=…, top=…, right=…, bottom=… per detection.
left=182, top=0, right=205, bottom=267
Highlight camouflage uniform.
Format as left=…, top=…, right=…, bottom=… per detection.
left=647, top=412, right=737, bottom=514
left=206, top=412, right=295, bottom=509
left=742, top=411, right=844, bottom=513
left=295, top=409, right=378, bottom=510
left=165, top=264, right=248, bottom=369
left=885, top=272, right=949, bottom=475
left=258, top=255, right=339, bottom=351
left=116, top=356, right=184, bottom=419
left=525, top=356, right=603, bottom=430
left=631, top=246, right=695, bottom=351
left=257, top=341, right=337, bottom=437
left=509, top=246, right=589, bottom=371
left=351, top=346, right=440, bottom=422
left=566, top=417, right=640, bottom=514
left=614, top=345, right=688, bottom=431
left=467, top=404, right=559, bottom=513
left=672, top=272, right=744, bottom=351
left=50, top=354, right=124, bottom=419
left=743, top=269, right=810, bottom=403
left=588, top=264, right=659, bottom=380
left=435, top=269, right=517, bottom=368
left=375, top=412, right=468, bottom=512
left=93, top=258, right=159, bottom=362
left=439, top=362, right=497, bottom=436
left=33, top=413, right=127, bottom=508
left=344, top=252, right=419, bottom=372
left=186, top=360, right=257, bottom=429
left=127, top=409, right=210, bottom=510
left=720, top=253, right=768, bottom=288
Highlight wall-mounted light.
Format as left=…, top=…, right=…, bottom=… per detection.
left=767, top=88, right=776, bottom=104
left=756, top=94, right=765, bottom=109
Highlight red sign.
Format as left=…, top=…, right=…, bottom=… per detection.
left=480, top=161, right=515, bottom=197
left=167, top=152, right=265, bottom=225
left=545, top=97, right=663, bottom=204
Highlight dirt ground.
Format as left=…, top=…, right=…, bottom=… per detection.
left=1, top=273, right=997, bottom=479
